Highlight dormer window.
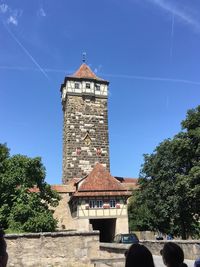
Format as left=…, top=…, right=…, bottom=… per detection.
left=75, top=82, right=80, bottom=89
left=96, top=84, right=100, bottom=91
left=86, top=83, right=90, bottom=89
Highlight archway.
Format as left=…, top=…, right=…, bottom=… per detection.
left=89, top=218, right=116, bottom=242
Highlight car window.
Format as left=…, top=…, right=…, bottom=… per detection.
left=122, top=234, right=138, bottom=243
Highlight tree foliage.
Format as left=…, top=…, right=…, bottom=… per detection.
left=0, top=144, right=60, bottom=232
left=129, top=106, right=200, bottom=239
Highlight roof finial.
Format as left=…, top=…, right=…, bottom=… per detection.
left=82, top=52, right=86, bottom=63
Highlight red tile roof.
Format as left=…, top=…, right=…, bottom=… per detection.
left=73, top=191, right=131, bottom=197
left=28, top=169, right=138, bottom=196
left=29, top=184, right=74, bottom=193
left=71, top=63, right=106, bottom=82
left=123, top=178, right=138, bottom=183
left=77, top=163, right=127, bottom=192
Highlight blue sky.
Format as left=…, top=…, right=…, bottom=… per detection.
left=0, top=0, right=200, bottom=184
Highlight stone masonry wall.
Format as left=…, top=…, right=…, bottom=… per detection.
left=4, top=232, right=199, bottom=267
left=62, top=95, right=110, bottom=183
left=52, top=193, right=89, bottom=231
left=5, top=231, right=99, bottom=267
left=99, top=240, right=200, bottom=260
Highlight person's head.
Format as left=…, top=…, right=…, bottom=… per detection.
left=161, top=242, right=187, bottom=267
left=125, top=243, right=155, bottom=267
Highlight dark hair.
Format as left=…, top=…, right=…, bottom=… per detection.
left=0, top=229, right=7, bottom=257
left=125, top=244, right=155, bottom=267
left=161, top=242, right=188, bottom=267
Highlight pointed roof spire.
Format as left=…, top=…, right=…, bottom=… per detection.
left=66, top=54, right=108, bottom=83
left=82, top=52, right=86, bottom=63
left=72, top=63, right=104, bottom=80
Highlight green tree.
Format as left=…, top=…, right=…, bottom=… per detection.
left=129, top=106, right=200, bottom=239
left=0, top=144, right=60, bottom=232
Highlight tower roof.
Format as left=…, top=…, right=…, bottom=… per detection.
left=69, top=63, right=108, bottom=83
left=76, top=163, right=127, bottom=192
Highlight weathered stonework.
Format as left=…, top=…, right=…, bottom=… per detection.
left=5, top=233, right=196, bottom=267
left=56, top=63, right=134, bottom=241
left=5, top=231, right=100, bottom=267
left=61, top=65, right=110, bottom=183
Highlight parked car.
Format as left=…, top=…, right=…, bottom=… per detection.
left=156, top=236, right=164, bottom=240
left=113, top=233, right=139, bottom=244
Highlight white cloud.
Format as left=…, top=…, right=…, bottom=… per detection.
left=7, top=15, right=18, bottom=26
left=147, top=0, right=200, bottom=31
left=0, top=2, right=22, bottom=26
left=38, top=7, right=46, bottom=17
left=0, top=3, right=8, bottom=13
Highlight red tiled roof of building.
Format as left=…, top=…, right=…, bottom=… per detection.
left=29, top=186, right=39, bottom=193
left=122, top=178, right=138, bottom=183
left=29, top=184, right=75, bottom=193
left=71, top=63, right=106, bottom=82
left=51, top=184, right=74, bottom=193
left=73, top=191, right=131, bottom=197
left=28, top=173, right=138, bottom=195
left=77, top=163, right=127, bottom=192
left=114, top=177, right=138, bottom=190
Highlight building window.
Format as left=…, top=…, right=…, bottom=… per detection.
left=86, top=82, right=90, bottom=89
left=89, top=200, right=95, bottom=208
left=89, top=199, right=103, bottom=208
left=96, top=84, right=100, bottom=91
left=75, top=82, right=80, bottom=89
left=110, top=199, right=116, bottom=208
left=96, top=200, right=103, bottom=208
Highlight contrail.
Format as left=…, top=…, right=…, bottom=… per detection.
left=3, top=22, right=49, bottom=80
left=0, top=65, right=69, bottom=73
left=170, top=12, right=175, bottom=62
left=147, top=0, right=200, bottom=32
left=1, top=65, right=200, bottom=87
left=101, top=73, right=200, bottom=87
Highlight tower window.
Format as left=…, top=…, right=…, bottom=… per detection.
left=96, top=85, right=100, bottom=91
left=86, top=83, right=90, bottom=89
left=75, top=82, right=80, bottom=89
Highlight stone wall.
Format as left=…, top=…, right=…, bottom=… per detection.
left=141, top=240, right=200, bottom=260
left=4, top=231, right=200, bottom=267
left=99, top=240, right=200, bottom=260
left=62, top=95, right=110, bottom=183
left=5, top=231, right=99, bottom=267
left=52, top=193, right=89, bottom=231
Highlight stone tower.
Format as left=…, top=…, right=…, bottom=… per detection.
left=60, top=63, right=110, bottom=183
